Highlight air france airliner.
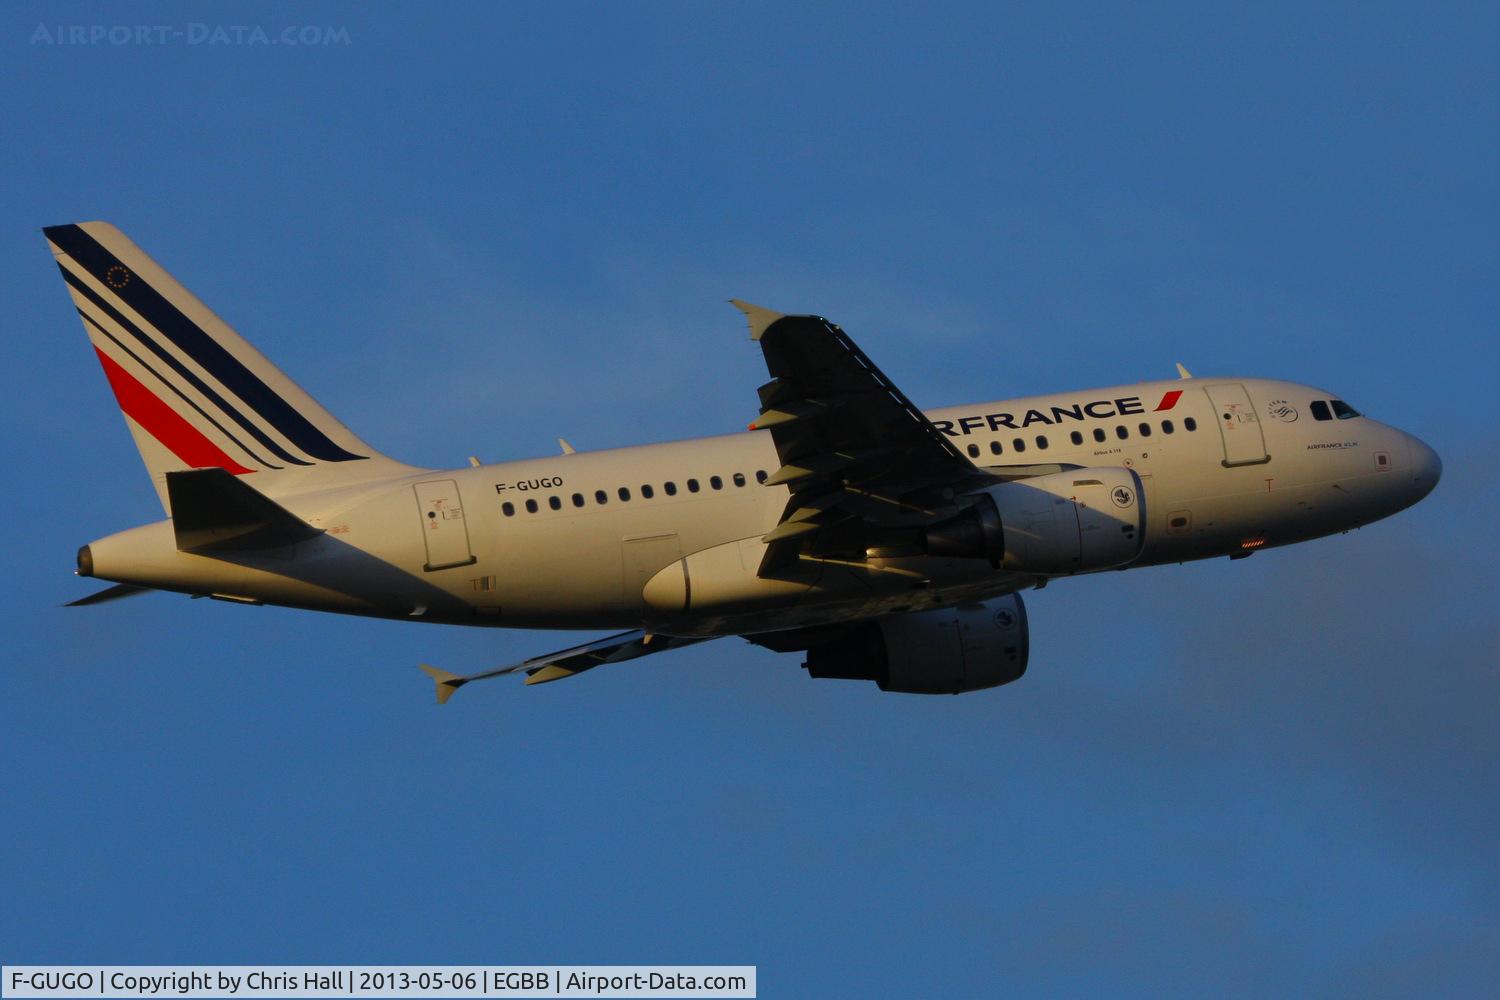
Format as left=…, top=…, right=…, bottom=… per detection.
left=48, top=222, right=1441, bottom=699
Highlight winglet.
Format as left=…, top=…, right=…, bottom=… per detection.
left=420, top=663, right=467, bottom=704
left=1175, top=363, right=1193, bottom=379
left=729, top=300, right=785, bottom=341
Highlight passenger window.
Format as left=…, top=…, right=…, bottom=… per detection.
left=1332, top=400, right=1361, bottom=419
left=755, top=470, right=767, bottom=484
left=665, top=481, right=678, bottom=496
left=1184, top=417, right=1198, bottom=431
left=502, top=501, right=515, bottom=517
left=641, top=484, right=654, bottom=499
left=1093, top=428, right=1106, bottom=443
left=1116, top=425, right=1129, bottom=440
left=687, top=479, right=700, bottom=493
left=1036, top=435, right=1048, bottom=450
left=1161, top=420, right=1174, bottom=434
left=618, top=487, right=631, bottom=501
left=595, top=489, right=608, bottom=505
left=967, top=443, right=980, bottom=458
left=710, top=475, right=723, bottom=490
left=1070, top=431, right=1083, bottom=445
left=1310, top=400, right=1332, bottom=421
left=525, top=499, right=538, bottom=514
left=1012, top=438, right=1026, bottom=454
left=1138, top=422, right=1151, bottom=437
left=732, top=472, right=746, bottom=487
left=990, top=440, right=1003, bottom=455
left=548, top=496, right=561, bottom=511
left=571, top=493, right=584, bottom=508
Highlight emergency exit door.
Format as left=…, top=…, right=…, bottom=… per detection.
left=1202, top=383, right=1269, bottom=467
left=414, top=479, right=476, bottom=571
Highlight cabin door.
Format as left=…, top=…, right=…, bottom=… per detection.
left=415, top=479, right=476, bottom=571
left=1202, top=383, right=1269, bottom=467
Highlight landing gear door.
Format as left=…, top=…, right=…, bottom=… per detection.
left=415, top=479, right=477, bottom=571
left=1203, top=383, right=1269, bottom=467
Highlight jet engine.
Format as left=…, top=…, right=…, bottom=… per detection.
left=802, top=594, right=1029, bottom=694
left=924, top=467, right=1145, bottom=575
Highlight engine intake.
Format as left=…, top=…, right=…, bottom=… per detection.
left=803, top=594, right=1029, bottom=694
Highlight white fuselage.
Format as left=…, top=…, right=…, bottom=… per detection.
left=82, top=377, right=1440, bottom=637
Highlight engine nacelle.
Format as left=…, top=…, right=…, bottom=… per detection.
left=925, top=467, right=1145, bottom=575
left=803, top=594, right=1029, bottom=694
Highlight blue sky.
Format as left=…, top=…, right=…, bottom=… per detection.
left=3, top=3, right=1496, bottom=997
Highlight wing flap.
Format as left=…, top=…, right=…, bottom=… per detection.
left=421, top=630, right=716, bottom=702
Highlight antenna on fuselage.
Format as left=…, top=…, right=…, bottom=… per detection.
left=1175, top=363, right=1193, bottom=379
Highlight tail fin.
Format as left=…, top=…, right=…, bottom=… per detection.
left=44, top=221, right=417, bottom=510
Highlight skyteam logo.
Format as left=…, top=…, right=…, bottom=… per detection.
left=933, top=390, right=1184, bottom=437
left=1111, top=485, right=1135, bottom=509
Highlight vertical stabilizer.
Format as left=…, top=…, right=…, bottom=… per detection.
left=44, top=222, right=419, bottom=510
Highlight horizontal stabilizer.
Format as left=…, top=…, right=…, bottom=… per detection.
left=167, top=467, right=323, bottom=553
left=64, top=583, right=150, bottom=607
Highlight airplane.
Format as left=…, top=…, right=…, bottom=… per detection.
left=47, top=221, right=1442, bottom=701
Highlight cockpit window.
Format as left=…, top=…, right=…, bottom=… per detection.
left=1310, top=400, right=1332, bottom=421
left=1331, top=399, right=1360, bottom=419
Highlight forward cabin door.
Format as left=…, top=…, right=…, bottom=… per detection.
left=415, top=479, right=476, bottom=571
left=1202, top=383, right=1269, bottom=467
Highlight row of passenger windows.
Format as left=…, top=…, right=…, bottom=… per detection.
left=962, top=417, right=1198, bottom=458
left=501, top=470, right=768, bottom=516
left=1311, top=399, right=1360, bottom=421
left=502, top=413, right=1209, bottom=514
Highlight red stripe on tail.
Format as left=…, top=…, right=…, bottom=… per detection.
left=1155, top=390, right=1184, bottom=411
left=94, top=347, right=253, bottom=475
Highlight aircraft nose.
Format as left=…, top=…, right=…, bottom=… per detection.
left=1405, top=433, right=1442, bottom=501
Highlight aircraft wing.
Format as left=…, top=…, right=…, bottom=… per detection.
left=732, top=301, right=991, bottom=573
left=420, top=630, right=714, bottom=703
